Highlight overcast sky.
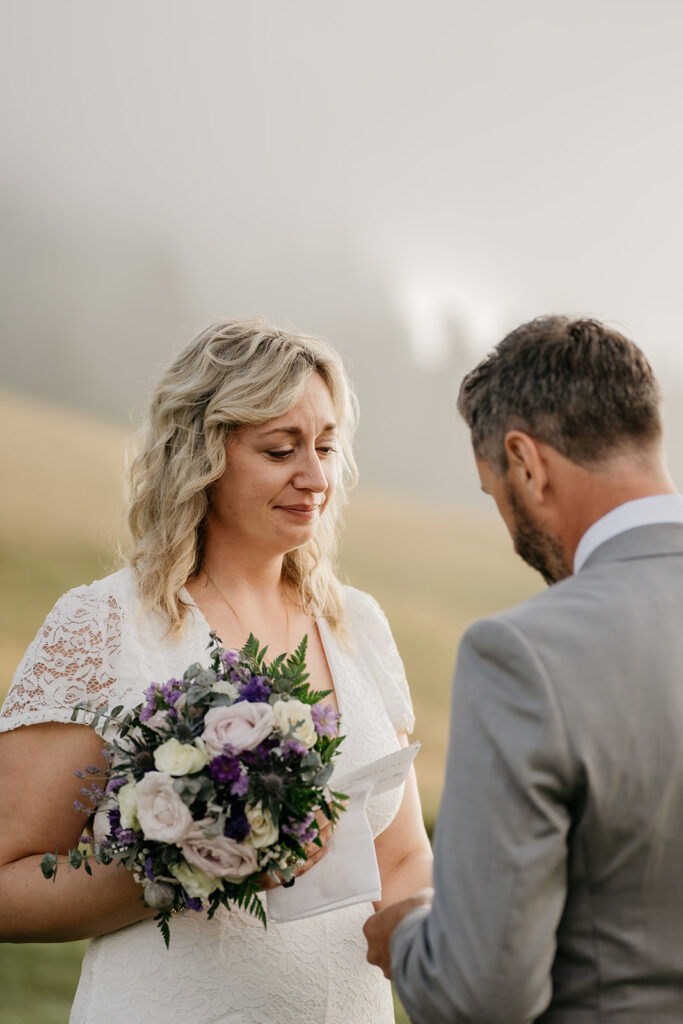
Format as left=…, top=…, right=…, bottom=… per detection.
left=2, top=1, right=683, bottom=495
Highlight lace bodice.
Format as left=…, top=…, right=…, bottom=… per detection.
left=2, top=569, right=415, bottom=1023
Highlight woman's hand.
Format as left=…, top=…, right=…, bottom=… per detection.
left=258, top=813, right=333, bottom=890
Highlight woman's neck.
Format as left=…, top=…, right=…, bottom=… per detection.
left=200, top=536, right=286, bottom=601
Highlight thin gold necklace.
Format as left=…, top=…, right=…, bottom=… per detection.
left=203, top=569, right=292, bottom=652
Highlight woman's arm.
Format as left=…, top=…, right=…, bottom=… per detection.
left=0, top=721, right=156, bottom=942
left=373, top=733, right=433, bottom=912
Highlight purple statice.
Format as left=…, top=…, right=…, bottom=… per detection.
left=139, top=682, right=162, bottom=723
left=282, top=739, right=308, bottom=759
left=108, top=807, right=122, bottom=835
left=105, top=776, right=128, bottom=794
left=161, top=678, right=183, bottom=707
left=311, top=702, right=340, bottom=739
left=144, top=855, right=156, bottom=882
left=208, top=754, right=242, bottom=785
left=237, top=676, right=271, bottom=703
left=220, top=649, right=240, bottom=668
left=224, top=811, right=250, bottom=842
left=181, top=890, right=203, bottom=913
left=230, top=773, right=249, bottom=798
left=282, top=811, right=317, bottom=845
left=241, top=737, right=278, bottom=768
left=117, top=829, right=138, bottom=846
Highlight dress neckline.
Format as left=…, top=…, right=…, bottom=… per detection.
left=178, top=586, right=346, bottom=727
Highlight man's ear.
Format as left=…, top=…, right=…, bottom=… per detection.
left=503, top=431, right=548, bottom=505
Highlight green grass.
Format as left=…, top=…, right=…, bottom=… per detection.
left=0, top=941, right=87, bottom=1024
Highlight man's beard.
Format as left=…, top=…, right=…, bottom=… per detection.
left=505, top=483, right=571, bottom=585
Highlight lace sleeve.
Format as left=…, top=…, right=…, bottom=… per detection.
left=0, top=584, right=122, bottom=733
left=345, top=587, right=415, bottom=734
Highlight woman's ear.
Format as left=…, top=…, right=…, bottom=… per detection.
left=503, top=431, right=548, bottom=505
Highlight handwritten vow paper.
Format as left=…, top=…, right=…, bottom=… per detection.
left=266, top=741, right=421, bottom=923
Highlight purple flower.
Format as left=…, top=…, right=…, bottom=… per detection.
left=140, top=683, right=161, bottom=722
left=208, top=754, right=242, bottom=785
left=237, top=676, right=271, bottom=703
left=241, top=737, right=278, bottom=766
left=220, top=649, right=240, bottom=667
left=105, top=776, right=128, bottom=794
left=181, top=889, right=203, bottom=912
left=144, top=855, right=156, bottom=882
left=161, top=679, right=183, bottom=707
left=283, top=739, right=307, bottom=758
left=282, top=811, right=317, bottom=845
left=117, top=829, right=138, bottom=846
left=230, top=774, right=249, bottom=798
left=311, top=703, right=340, bottom=738
left=224, top=812, right=250, bottom=842
left=73, top=800, right=85, bottom=813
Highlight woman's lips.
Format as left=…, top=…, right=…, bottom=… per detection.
left=276, top=504, right=321, bottom=518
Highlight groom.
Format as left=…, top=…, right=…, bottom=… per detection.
left=364, top=315, right=683, bottom=1022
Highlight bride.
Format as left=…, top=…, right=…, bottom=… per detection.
left=0, top=319, right=433, bottom=1023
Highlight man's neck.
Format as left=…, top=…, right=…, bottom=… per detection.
left=556, top=448, right=677, bottom=569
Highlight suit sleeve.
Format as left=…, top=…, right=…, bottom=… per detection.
left=390, top=616, right=576, bottom=1024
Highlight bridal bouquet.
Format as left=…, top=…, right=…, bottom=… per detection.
left=41, top=632, right=345, bottom=946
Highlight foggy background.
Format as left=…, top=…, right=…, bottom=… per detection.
left=2, top=0, right=683, bottom=503
left=2, top=9, right=683, bottom=1014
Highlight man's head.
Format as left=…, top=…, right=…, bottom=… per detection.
left=458, top=316, right=667, bottom=583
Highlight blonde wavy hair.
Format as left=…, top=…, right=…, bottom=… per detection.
left=127, top=319, right=359, bottom=634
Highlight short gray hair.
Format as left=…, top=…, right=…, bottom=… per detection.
left=457, top=315, right=662, bottom=473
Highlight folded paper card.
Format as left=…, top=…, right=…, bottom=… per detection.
left=266, top=741, right=421, bottom=923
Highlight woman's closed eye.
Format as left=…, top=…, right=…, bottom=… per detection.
left=266, top=445, right=336, bottom=460
left=266, top=449, right=295, bottom=460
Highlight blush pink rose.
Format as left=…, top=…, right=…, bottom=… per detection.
left=135, top=771, right=193, bottom=843
left=181, top=819, right=259, bottom=882
left=201, top=702, right=275, bottom=757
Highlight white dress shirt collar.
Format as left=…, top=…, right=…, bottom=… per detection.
left=574, top=494, right=683, bottom=573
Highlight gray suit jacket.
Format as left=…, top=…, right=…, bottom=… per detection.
left=392, top=523, right=683, bottom=1023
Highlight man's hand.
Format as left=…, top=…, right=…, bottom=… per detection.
left=363, top=887, right=434, bottom=979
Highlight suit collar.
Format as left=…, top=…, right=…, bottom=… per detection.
left=581, top=521, right=683, bottom=571
left=574, top=494, right=683, bottom=571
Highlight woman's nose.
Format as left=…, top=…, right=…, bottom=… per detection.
left=293, top=449, right=328, bottom=493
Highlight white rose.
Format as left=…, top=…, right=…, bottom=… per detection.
left=181, top=819, right=259, bottom=882
left=201, top=702, right=275, bottom=757
left=135, top=771, right=193, bottom=843
left=272, top=699, right=317, bottom=748
left=170, top=860, right=222, bottom=901
left=154, top=737, right=209, bottom=776
left=117, top=779, right=139, bottom=831
left=245, top=801, right=279, bottom=848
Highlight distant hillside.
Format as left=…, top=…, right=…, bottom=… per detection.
left=0, top=391, right=540, bottom=817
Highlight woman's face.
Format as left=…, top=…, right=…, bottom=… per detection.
left=207, top=372, right=339, bottom=560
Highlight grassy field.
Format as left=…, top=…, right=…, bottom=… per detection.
left=0, top=390, right=540, bottom=1022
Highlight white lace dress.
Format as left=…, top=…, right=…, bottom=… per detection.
left=1, top=569, right=414, bottom=1024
